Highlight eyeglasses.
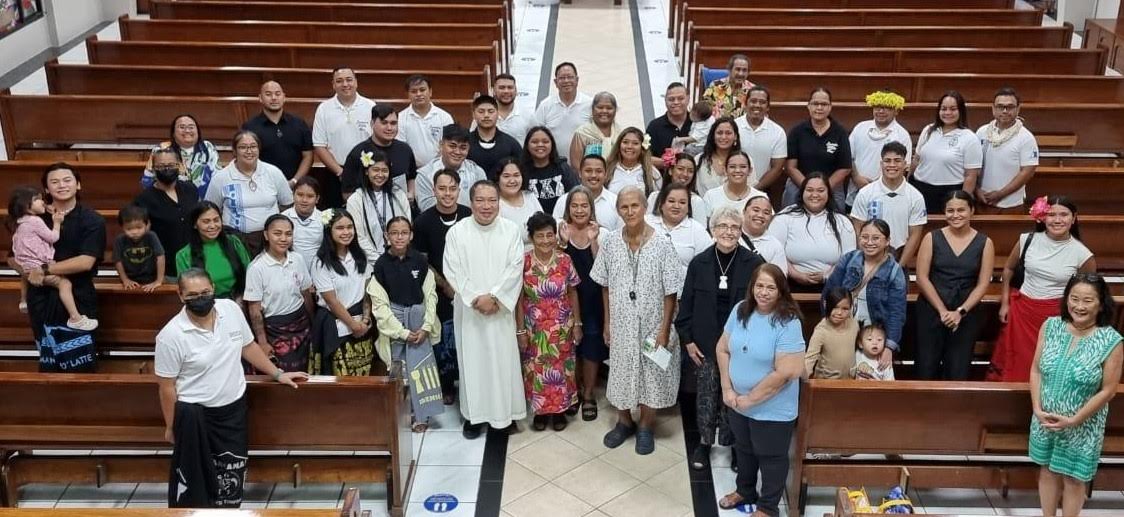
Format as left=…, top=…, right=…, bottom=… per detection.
left=184, top=290, right=214, bottom=299
left=176, top=125, right=197, bottom=131
left=386, top=231, right=411, bottom=238
left=808, top=101, right=831, bottom=108
left=236, top=145, right=259, bottom=151
left=713, top=223, right=740, bottom=234
left=994, top=104, right=1019, bottom=112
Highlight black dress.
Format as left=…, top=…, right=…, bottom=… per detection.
left=565, top=238, right=606, bottom=362
left=915, top=229, right=988, bottom=380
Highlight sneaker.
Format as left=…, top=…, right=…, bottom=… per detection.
left=67, top=316, right=99, bottom=331
left=18, top=301, right=27, bottom=314
left=635, top=428, right=655, bottom=455
left=690, top=444, right=711, bottom=470
left=602, top=422, right=637, bottom=449
left=462, top=421, right=484, bottom=440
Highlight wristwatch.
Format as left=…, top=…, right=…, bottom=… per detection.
left=957, top=307, right=968, bottom=316
left=40, top=264, right=49, bottom=275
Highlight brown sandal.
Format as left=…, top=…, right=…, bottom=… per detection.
left=718, top=491, right=746, bottom=511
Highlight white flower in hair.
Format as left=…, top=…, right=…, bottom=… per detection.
left=641, top=133, right=652, bottom=151
left=360, top=151, right=375, bottom=168
left=320, top=208, right=335, bottom=227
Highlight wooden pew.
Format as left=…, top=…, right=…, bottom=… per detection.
left=0, top=374, right=414, bottom=515
left=711, top=72, right=1124, bottom=104
left=45, top=62, right=490, bottom=101
left=925, top=215, right=1123, bottom=269
left=1025, top=167, right=1124, bottom=215
left=117, top=16, right=509, bottom=71
left=149, top=0, right=511, bottom=57
left=761, top=102, right=1124, bottom=153
left=786, top=381, right=1124, bottom=516
left=0, top=94, right=474, bottom=158
left=86, top=38, right=502, bottom=80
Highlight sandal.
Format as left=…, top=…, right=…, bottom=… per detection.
left=411, top=422, right=428, bottom=433
left=581, top=398, right=598, bottom=421
left=565, top=401, right=579, bottom=416
left=532, top=415, right=549, bottom=431
left=718, top=492, right=748, bottom=511
left=552, top=414, right=568, bottom=431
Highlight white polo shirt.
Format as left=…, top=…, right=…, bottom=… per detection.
left=205, top=161, right=294, bottom=233
left=849, top=178, right=927, bottom=249
left=155, top=299, right=253, bottom=407
left=552, top=186, right=622, bottom=231
left=646, top=213, right=712, bottom=270
left=702, top=185, right=767, bottom=216
left=497, top=105, right=535, bottom=146
left=607, top=163, right=645, bottom=194
left=312, top=94, right=376, bottom=164
left=767, top=209, right=857, bottom=274
left=312, top=252, right=370, bottom=337
left=735, top=116, right=787, bottom=185
left=397, top=104, right=455, bottom=167
left=282, top=207, right=323, bottom=273
left=847, top=119, right=912, bottom=204
left=244, top=252, right=313, bottom=318
left=414, top=158, right=488, bottom=212
left=533, top=92, right=592, bottom=159
left=913, top=126, right=983, bottom=186
left=741, top=232, right=788, bottom=275
left=646, top=191, right=709, bottom=225
left=976, top=124, right=1039, bottom=208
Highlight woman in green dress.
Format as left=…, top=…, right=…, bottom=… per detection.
left=1030, top=272, right=1123, bottom=517
left=174, top=201, right=251, bottom=301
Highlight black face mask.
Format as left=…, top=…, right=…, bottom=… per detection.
left=154, top=167, right=180, bottom=185
left=185, top=294, right=215, bottom=317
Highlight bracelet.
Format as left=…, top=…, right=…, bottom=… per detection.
left=515, top=330, right=528, bottom=336
left=272, top=369, right=283, bottom=381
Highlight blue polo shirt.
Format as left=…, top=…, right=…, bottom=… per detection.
left=724, top=302, right=805, bottom=421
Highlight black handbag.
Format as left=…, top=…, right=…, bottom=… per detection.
left=1008, top=232, right=1035, bottom=289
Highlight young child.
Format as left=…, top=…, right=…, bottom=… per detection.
left=805, top=287, right=859, bottom=379
left=113, top=204, right=165, bottom=292
left=282, top=176, right=323, bottom=274
left=8, top=186, right=98, bottom=330
left=851, top=322, right=895, bottom=380
left=673, top=101, right=715, bottom=156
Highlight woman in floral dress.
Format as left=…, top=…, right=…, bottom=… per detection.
left=516, top=212, right=581, bottom=431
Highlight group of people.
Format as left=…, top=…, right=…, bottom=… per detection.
left=7, top=58, right=1120, bottom=517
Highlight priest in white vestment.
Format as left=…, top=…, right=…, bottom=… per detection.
left=443, top=180, right=527, bottom=438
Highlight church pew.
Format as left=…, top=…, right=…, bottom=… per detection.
left=86, top=38, right=502, bottom=79
left=761, top=102, right=1124, bottom=153
left=709, top=71, right=1124, bottom=104
left=924, top=214, right=1121, bottom=268
left=0, top=374, right=414, bottom=515
left=44, top=62, right=490, bottom=101
left=786, top=380, right=1124, bottom=515
left=117, top=16, right=509, bottom=71
left=675, top=8, right=1043, bottom=55
left=0, top=94, right=474, bottom=158
left=149, top=0, right=511, bottom=57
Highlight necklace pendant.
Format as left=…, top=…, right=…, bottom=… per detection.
left=719, top=275, right=728, bottom=289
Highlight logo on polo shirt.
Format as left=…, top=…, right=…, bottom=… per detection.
left=412, top=269, right=420, bottom=279
left=825, top=142, right=838, bottom=154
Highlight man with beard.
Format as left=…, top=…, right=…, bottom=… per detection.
left=645, top=82, right=692, bottom=169
left=492, top=73, right=534, bottom=146
left=241, top=81, right=313, bottom=188
left=701, top=54, right=754, bottom=118
left=735, top=86, right=787, bottom=191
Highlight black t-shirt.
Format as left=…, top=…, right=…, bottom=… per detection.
left=113, top=231, right=165, bottom=284
left=526, top=161, right=579, bottom=215
left=787, top=118, right=852, bottom=178
left=242, top=112, right=313, bottom=179
left=340, top=139, right=418, bottom=194
left=373, top=248, right=430, bottom=306
left=28, top=204, right=106, bottom=318
left=413, top=205, right=473, bottom=322
left=645, top=113, right=692, bottom=159
left=133, top=182, right=200, bottom=277
left=469, top=130, right=523, bottom=180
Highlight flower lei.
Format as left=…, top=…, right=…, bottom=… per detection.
left=865, top=90, right=905, bottom=111
left=359, top=151, right=375, bottom=168
left=320, top=208, right=335, bottom=227
left=1029, top=196, right=1050, bottom=223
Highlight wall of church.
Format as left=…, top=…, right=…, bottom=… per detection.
left=0, top=0, right=132, bottom=81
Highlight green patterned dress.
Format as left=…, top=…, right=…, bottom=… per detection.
left=1029, top=317, right=1123, bottom=481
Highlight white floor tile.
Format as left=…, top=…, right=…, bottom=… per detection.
left=408, top=466, right=481, bottom=504
left=915, top=487, right=993, bottom=508
left=17, top=483, right=68, bottom=502
left=406, top=500, right=475, bottom=516
left=417, top=428, right=486, bottom=466
left=127, top=483, right=166, bottom=502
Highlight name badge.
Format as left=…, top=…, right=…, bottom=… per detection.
left=229, top=330, right=243, bottom=344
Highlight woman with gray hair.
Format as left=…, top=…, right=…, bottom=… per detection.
left=569, top=91, right=621, bottom=167
left=675, top=206, right=765, bottom=471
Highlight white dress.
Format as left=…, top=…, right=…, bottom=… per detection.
left=590, top=231, right=681, bottom=409
left=443, top=216, right=527, bottom=427
left=499, top=191, right=544, bottom=250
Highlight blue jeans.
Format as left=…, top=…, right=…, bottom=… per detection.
left=433, top=319, right=459, bottom=395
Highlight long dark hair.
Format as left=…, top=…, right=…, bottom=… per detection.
left=1034, top=195, right=1082, bottom=241
left=737, top=263, right=802, bottom=326
left=700, top=116, right=741, bottom=164
left=1060, top=273, right=1115, bottom=327
left=520, top=126, right=560, bottom=170
left=316, top=208, right=368, bottom=276
left=187, top=201, right=246, bottom=296
left=651, top=181, right=694, bottom=219
left=360, top=149, right=396, bottom=196
left=778, top=171, right=845, bottom=251
left=662, top=152, right=698, bottom=194
left=926, top=90, right=969, bottom=138
left=169, top=114, right=211, bottom=162
left=6, top=185, right=41, bottom=232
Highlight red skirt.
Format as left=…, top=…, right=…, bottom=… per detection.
left=986, top=290, right=1060, bottom=382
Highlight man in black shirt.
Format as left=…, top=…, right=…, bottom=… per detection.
left=241, top=81, right=314, bottom=187
left=340, top=104, right=418, bottom=201
left=26, top=163, right=106, bottom=373
left=412, top=169, right=472, bottom=403
left=645, top=82, right=692, bottom=170
left=468, top=95, right=522, bottom=179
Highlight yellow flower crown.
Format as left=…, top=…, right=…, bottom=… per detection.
left=865, top=91, right=906, bottom=111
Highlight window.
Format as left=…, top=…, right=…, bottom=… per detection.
left=0, top=0, right=44, bottom=38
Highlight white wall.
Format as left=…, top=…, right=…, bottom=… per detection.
left=1095, top=0, right=1121, bottom=18
left=0, top=0, right=133, bottom=81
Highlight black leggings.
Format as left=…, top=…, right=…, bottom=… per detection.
left=910, top=177, right=963, bottom=215
left=728, top=411, right=794, bottom=517
left=914, top=300, right=981, bottom=380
